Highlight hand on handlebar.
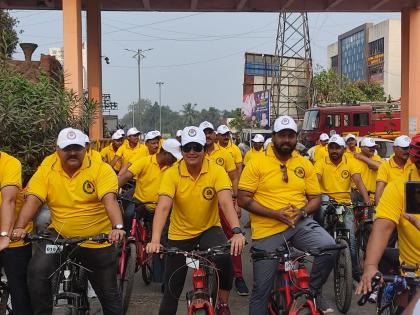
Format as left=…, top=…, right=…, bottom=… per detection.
left=146, top=241, right=161, bottom=254
left=11, top=228, right=27, bottom=241
left=356, top=264, right=380, bottom=295
left=108, top=229, right=126, bottom=244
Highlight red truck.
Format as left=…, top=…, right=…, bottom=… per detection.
left=299, top=103, right=400, bottom=147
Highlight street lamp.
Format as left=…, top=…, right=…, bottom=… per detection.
left=124, top=48, right=153, bottom=128
left=156, top=82, right=164, bottom=133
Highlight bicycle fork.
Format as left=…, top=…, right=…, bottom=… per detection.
left=186, top=268, right=215, bottom=315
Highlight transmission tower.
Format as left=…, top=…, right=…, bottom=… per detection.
left=270, top=12, right=313, bottom=122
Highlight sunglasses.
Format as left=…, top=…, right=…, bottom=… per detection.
left=181, top=143, right=204, bottom=153
left=280, top=164, right=288, bottom=183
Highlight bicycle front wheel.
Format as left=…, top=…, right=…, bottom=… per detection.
left=333, top=239, right=352, bottom=313
left=118, top=242, right=137, bottom=314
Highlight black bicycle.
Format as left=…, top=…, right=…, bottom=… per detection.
left=26, top=233, right=108, bottom=315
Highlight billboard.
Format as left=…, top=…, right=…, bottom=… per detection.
left=242, top=89, right=270, bottom=129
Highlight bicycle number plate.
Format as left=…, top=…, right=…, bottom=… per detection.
left=186, top=257, right=199, bottom=269
left=45, top=244, right=63, bottom=254
left=336, top=206, right=345, bottom=215
left=334, top=229, right=350, bottom=240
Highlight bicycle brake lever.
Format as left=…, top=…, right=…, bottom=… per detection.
left=357, top=272, right=382, bottom=306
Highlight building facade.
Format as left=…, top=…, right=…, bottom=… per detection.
left=327, top=19, right=401, bottom=100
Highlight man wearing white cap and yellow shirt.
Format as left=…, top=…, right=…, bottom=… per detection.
left=111, top=127, right=145, bottom=168
left=100, top=131, right=124, bottom=173
left=217, top=125, right=243, bottom=173
left=312, top=133, right=329, bottom=163
left=12, top=127, right=125, bottom=314
left=343, top=134, right=361, bottom=159
left=238, top=115, right=337, bottom=314
left=375, top=135, right=412, bottom=204
left=146, top=126, right=245, bottom=315
left=244, top=134, right=265, bottom=165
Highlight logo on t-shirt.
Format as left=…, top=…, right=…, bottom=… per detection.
left=341, top=170, right=350, bottom=179
left=202, top=187, right=216, bottom=200
left=82, top=180, right=95, bottom=194
left=216, top=157, right=224, bottom=166
left=294, top=167, right=305, bottom=179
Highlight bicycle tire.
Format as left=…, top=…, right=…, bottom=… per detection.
left=141, top=259, right=152, bottom=285
left=296, top=306, right=312, bottom=315
left=273, top=272, right=287, bottom=315
left=0, top=284, right=11, bottom=315
left=376, top=286, right=401, bottom=315
left=192, top=309, right=209, bottom=315
left=118, top=242, right=136, bottom=314
left=333, top=239, right=352, bottom=313
left=206, top=267, right=218, bottom=308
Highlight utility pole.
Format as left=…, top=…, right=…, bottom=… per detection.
left=156, top=81, right=164, bottom=133
left=125, top=48, right=153, bottom=128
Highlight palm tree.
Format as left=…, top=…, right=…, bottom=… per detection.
left=181, top=103, right=198, bottom=126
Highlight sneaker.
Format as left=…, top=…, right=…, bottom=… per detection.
left=235, top=277, right=250, bottom=296
left=216, top=303, right=231, bottom=315
left=315, top=294, right=334, bottom=314
left=368, top=289, right=378, bottom=303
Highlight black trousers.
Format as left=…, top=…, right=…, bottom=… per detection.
left=27, top=231, right=123, bottom=315
left=0, top=244, right=33, bottom=314
left=159, top=226, right=233, bottom=315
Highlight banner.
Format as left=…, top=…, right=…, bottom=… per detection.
left=242, top=89, right=270, bottom=129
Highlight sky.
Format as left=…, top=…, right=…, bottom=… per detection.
left=10, top=10, right=400, bottom=118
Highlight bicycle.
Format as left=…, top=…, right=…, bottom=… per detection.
left=26, top=233, right=108, bottom=315
left=117, top=197, right=157, bottom=313
left=358, top=265, right=419, bottom=315
left=0, top=270, right=12, bottom=315
left=353, top=203, right=374, bottom=273
left=160, top=243, right=232, bottom=315
left=321, top=199, right=354, bottom=313
left=251, top=243, right=346, bottom=315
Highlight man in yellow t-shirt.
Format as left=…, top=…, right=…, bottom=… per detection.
left=100, top=131, right=124, bottom=172
left=344, top=133, right=361, bottom=159
left=315, top=134, right=372, bottom=282
left=146, top=126, right=245, bottom=315
left=0, top=151, right=32, bottom=314
left=12, top=127, right=125, bottom=314
left=238, top=116, right=337, bottom=314
left=217, top=124, right=243, bottom=173
left=375, top=135, right=412, bottom=204
left=110, top=127, right=145, bottom=168
left=312, top=133, right=329, bottom=163
left=243, top=134, right=265, bottom=165
left=356, top=134, right=420, bottom=296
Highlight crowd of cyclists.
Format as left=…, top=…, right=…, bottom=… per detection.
left=0, top=114, right=418, bottom=315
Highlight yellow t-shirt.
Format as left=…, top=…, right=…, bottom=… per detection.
left=128, top=145, right=150, bottom=165
left=354, top=154, right=382, bottom=193
left=40, top=152, right=59, bottom=168
left=313, top=144, right=328, bottom=163
left=344, top=147, right=361, bottom=160
left=159, top=158, right=232, bottom=240
left=206, top=144, right=236, bottom=174
left=376, top=156, right=413, bottom=184
left=244, top=148, right=265, bottom=165
left=115, top=142, right=147, bottom=166
left=128, top=154, right=169, bottom=209
left=0, top=152, right=32, bottom=248
left=315, top=155, right=361, bottom=203
left=375, top=164, right=420, bottom=274
left=220, top=141, right=243, bottom=164
left=100, top=144, right=122, bottom=171
left=27, top=155, right=118, bottom=248
left=87, top=149, right=102, bottom=163
left=239, top=146, right=321, bottom=239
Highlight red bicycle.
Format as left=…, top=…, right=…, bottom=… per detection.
left=251, top=243, right=346, bottom=315
left=160, top=243, right=231, bottom=315
left=117, top=198, right=157, bottom=313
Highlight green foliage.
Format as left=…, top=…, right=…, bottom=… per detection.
left=0, top=66, right=98, bottom=183
left=313, top=67, right=386, bottom=104
left=0, top=10, right=19, bottom=59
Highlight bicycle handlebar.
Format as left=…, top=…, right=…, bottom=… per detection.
left=160, top=243, right=232, bottom=258
left=25, top=233, right=109, bottom=245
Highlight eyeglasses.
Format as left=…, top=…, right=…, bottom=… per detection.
left=280, top=164, right=288, bottom=183
left=181, top=143, right=204, bottom=153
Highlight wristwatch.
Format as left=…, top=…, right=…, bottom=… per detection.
left=0, top=231, right=9, bottom=238
left=113, top=224, right=124, bottom=230
left=231, top=227, right=244, bottom=235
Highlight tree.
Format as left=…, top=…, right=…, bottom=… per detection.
left=0, top=10, right=19, bottom=59
left=181, top=103, right=199, bottom=126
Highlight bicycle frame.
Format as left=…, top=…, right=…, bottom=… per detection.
left=186, top=265, right=216, bottom=315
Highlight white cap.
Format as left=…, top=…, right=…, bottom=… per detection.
left=176, top=130, right=182, bottom=137
left=273, top=115, right=297, bottom=133
left=344, top=134, right=356, bottom=142
left=328, top=134, right=345, bottom=147
left=252, top=134, right=265, bottom=143
left=264, top=138, right=272, bottom=150
left=198, top=121, right=214, bottom=131
left=127, top=127, right=141, bottom=136
left=112, top=131, right=123, bottom=140
left=181, top=126, right=206, bottom=146
left=84, top=135, right=90, bottom=143
left=394, top=135, right=410, bottom=148
left=161, top=139, right=182, bottom=160
left=145, top=130, right=161, bottom=141
left=320, top=133, right=329, bottom=141
left=117, top=128, right=125, bottom=135
left=360, top=137, right=377, bottom=148
left=216, top=125, right=230, bottom=135
left=56, top=128, right=86, bottom=149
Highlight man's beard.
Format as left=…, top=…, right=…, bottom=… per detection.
left=330, top=153, right=341, bottom=162
left=274, top=142, right=296, bottom=156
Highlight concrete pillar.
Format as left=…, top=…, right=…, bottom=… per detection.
left=62, top=0, right=83, bottom=98
left=86, top=1, right=103, bottom=139
left=401, top=8, right=420, bottom=136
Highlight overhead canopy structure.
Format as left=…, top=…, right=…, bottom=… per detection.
left=2, top=0, right=420, bottom=139
left=2, top=0, right=420, bottom=12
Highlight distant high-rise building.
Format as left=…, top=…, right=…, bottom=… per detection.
left=327, top=19, right=401, bottom=100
